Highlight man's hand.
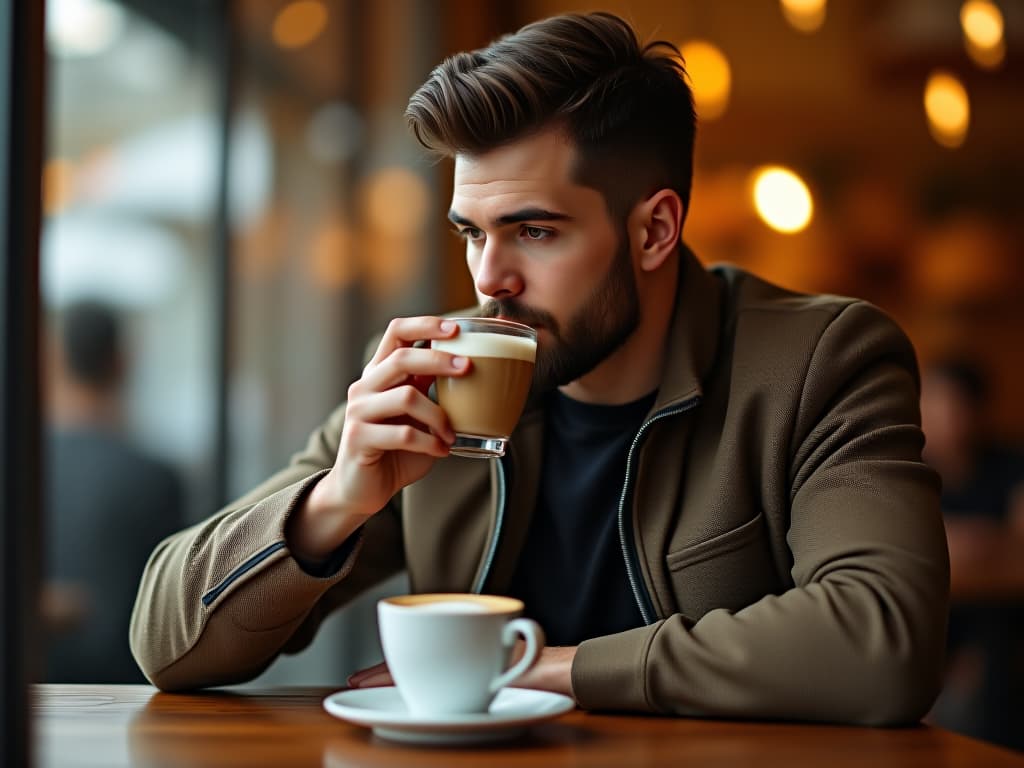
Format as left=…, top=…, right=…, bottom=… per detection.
left=347, top=645, right=578, bottom=700
left=287, top=317, right=470, bottom=563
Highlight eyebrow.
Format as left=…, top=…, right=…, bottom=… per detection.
left=447, top=207, right=574, bottom=228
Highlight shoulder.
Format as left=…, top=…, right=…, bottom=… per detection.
left=710, top=264, right=915, bottom=373
left=714, top=263, right=858, bottom=323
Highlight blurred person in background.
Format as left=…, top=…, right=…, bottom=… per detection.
left=44, top=300, right=183, bottom=683
left=922, top=358, right=1024, bottom=748
left=921, top=359, right=1024, bottom=535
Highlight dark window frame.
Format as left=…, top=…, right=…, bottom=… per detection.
left=0, top=0, right=44, bottom=765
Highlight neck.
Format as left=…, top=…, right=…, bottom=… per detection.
left=560, top=256, right=679, bottom=405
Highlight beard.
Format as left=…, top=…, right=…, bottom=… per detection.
left=479, top=236, right=639, bottom=392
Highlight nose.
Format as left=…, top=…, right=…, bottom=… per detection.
left=472, top=240, right=524, bottom=300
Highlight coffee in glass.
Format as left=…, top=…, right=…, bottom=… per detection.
left=433, top=317, right=537, bottom=458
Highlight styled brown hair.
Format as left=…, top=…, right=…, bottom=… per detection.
left=405, top=12, right=696, bottom=223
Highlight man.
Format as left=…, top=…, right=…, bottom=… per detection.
left=921, top=358, right=1024, bottom=529
left=46, top=300, right=183, bottom=682
left=920, top=358, right=1024, bottom=746
left=131, top=12, right=948, bottom=724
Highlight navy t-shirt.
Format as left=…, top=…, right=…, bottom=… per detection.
left=507, top=389, right=656, bottom=646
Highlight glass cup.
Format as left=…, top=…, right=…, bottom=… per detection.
left=432, top=317, right=537, bottom=459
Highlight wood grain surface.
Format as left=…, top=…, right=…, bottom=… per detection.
left=32, top=684, right=1024, bottom=767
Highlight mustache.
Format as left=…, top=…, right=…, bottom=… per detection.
left=479, top=299, right=559, bottom=333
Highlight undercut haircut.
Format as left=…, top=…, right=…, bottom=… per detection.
left=405, top=12, right=696, bottom=225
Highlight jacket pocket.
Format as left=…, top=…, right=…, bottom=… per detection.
left=665, top=512, right=778, bottom=621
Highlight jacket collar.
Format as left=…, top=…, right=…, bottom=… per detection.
left=651, top=244, right=723, bottom=412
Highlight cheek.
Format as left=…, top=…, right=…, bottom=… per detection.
left=548, top=250, right=607, bottom=302
left=527, top=269, right=572, bottom=309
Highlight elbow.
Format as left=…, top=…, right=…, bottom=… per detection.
left=128, top=602, right=202, bottom=692
left=129, top=611, right=178, bottom=691
left=847, top=557, right=949, bottom=725
left=854, top=655, right=945, bottom=726
left=140, top=667, right=188, bottom=693
left=849, top=612, right=948, bottom=726
left=130, top=639, right=244, bottom=693
left=130, top=605, right=279, bottom=692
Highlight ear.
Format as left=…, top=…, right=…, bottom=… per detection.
left=628, top=189, right=685, bottom=272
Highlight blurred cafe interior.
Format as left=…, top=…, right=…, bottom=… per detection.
left=4, top=0, right=1024, bottom=754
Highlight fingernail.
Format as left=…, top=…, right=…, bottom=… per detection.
left=440, top=320, right=455, bottom=333
left=451, top=356, right=467, bottom=369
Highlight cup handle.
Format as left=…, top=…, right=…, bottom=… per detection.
left=489, top=618, right=545, bottom=693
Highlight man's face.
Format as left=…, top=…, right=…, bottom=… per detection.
left=450, top=128, right=639, bottom=392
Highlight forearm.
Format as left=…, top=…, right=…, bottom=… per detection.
left=285, top=471, right=375, bottom=566
left=129, top=471, right=355, bottom=690
left=574, top=562, right=948, bottom=724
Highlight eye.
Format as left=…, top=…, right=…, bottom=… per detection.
left=456, top=227, right=483, bottom=241
left=522, top=225, right=552, bottom=241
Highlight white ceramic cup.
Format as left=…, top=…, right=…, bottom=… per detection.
left=377, top=594, right=545, bottom=716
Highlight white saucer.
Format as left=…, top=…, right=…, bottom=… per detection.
left=323, top=686, right=575, bottom=745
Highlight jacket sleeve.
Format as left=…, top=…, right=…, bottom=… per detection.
left=572, top=302, right=950, bottom=725
left=129, top=402, right=405, bottom=691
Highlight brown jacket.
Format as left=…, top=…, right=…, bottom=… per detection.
left=130, top=251, right=949, bottom=724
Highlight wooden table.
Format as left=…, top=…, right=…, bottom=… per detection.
left=33, top=685, right=1024, bottom=767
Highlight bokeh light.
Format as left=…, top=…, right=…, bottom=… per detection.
left=679, top=40, right=732, bottom=122
left=272, top=1, right=328, bottom=50
left=362, top=167, right=429, bottom=238
left=961, top=1, right=1004, bottom=49
left=751, top=166, right=814, bottom=234
left=42, top=158, right=76, bottom=216
left=46, top=0, right=125, bottom=58
left=308, top=218, right=357, bottom=290
left=780, top=0, right=827, bottom=33
left=961, top=0, right=1006, bottom=70
left=924, top=70, right=970, bottom=149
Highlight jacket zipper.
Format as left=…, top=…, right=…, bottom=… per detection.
left=618, top=396, right=702, bottom=624
left=471, top=455, right=507, bottom=594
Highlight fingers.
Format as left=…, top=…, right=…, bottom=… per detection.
left=345, top=422, right=451, bottom=459
left=348, top=662, right=393, bottom=689
left=342, top=316, right=469, bottom=463
left=360, top=346, right=469, bottom=393
left=509, top=637, right=526, bottom=664
left=349, top=386, right=455, bottom=444
left=368, top=316, right=459, bottom=367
